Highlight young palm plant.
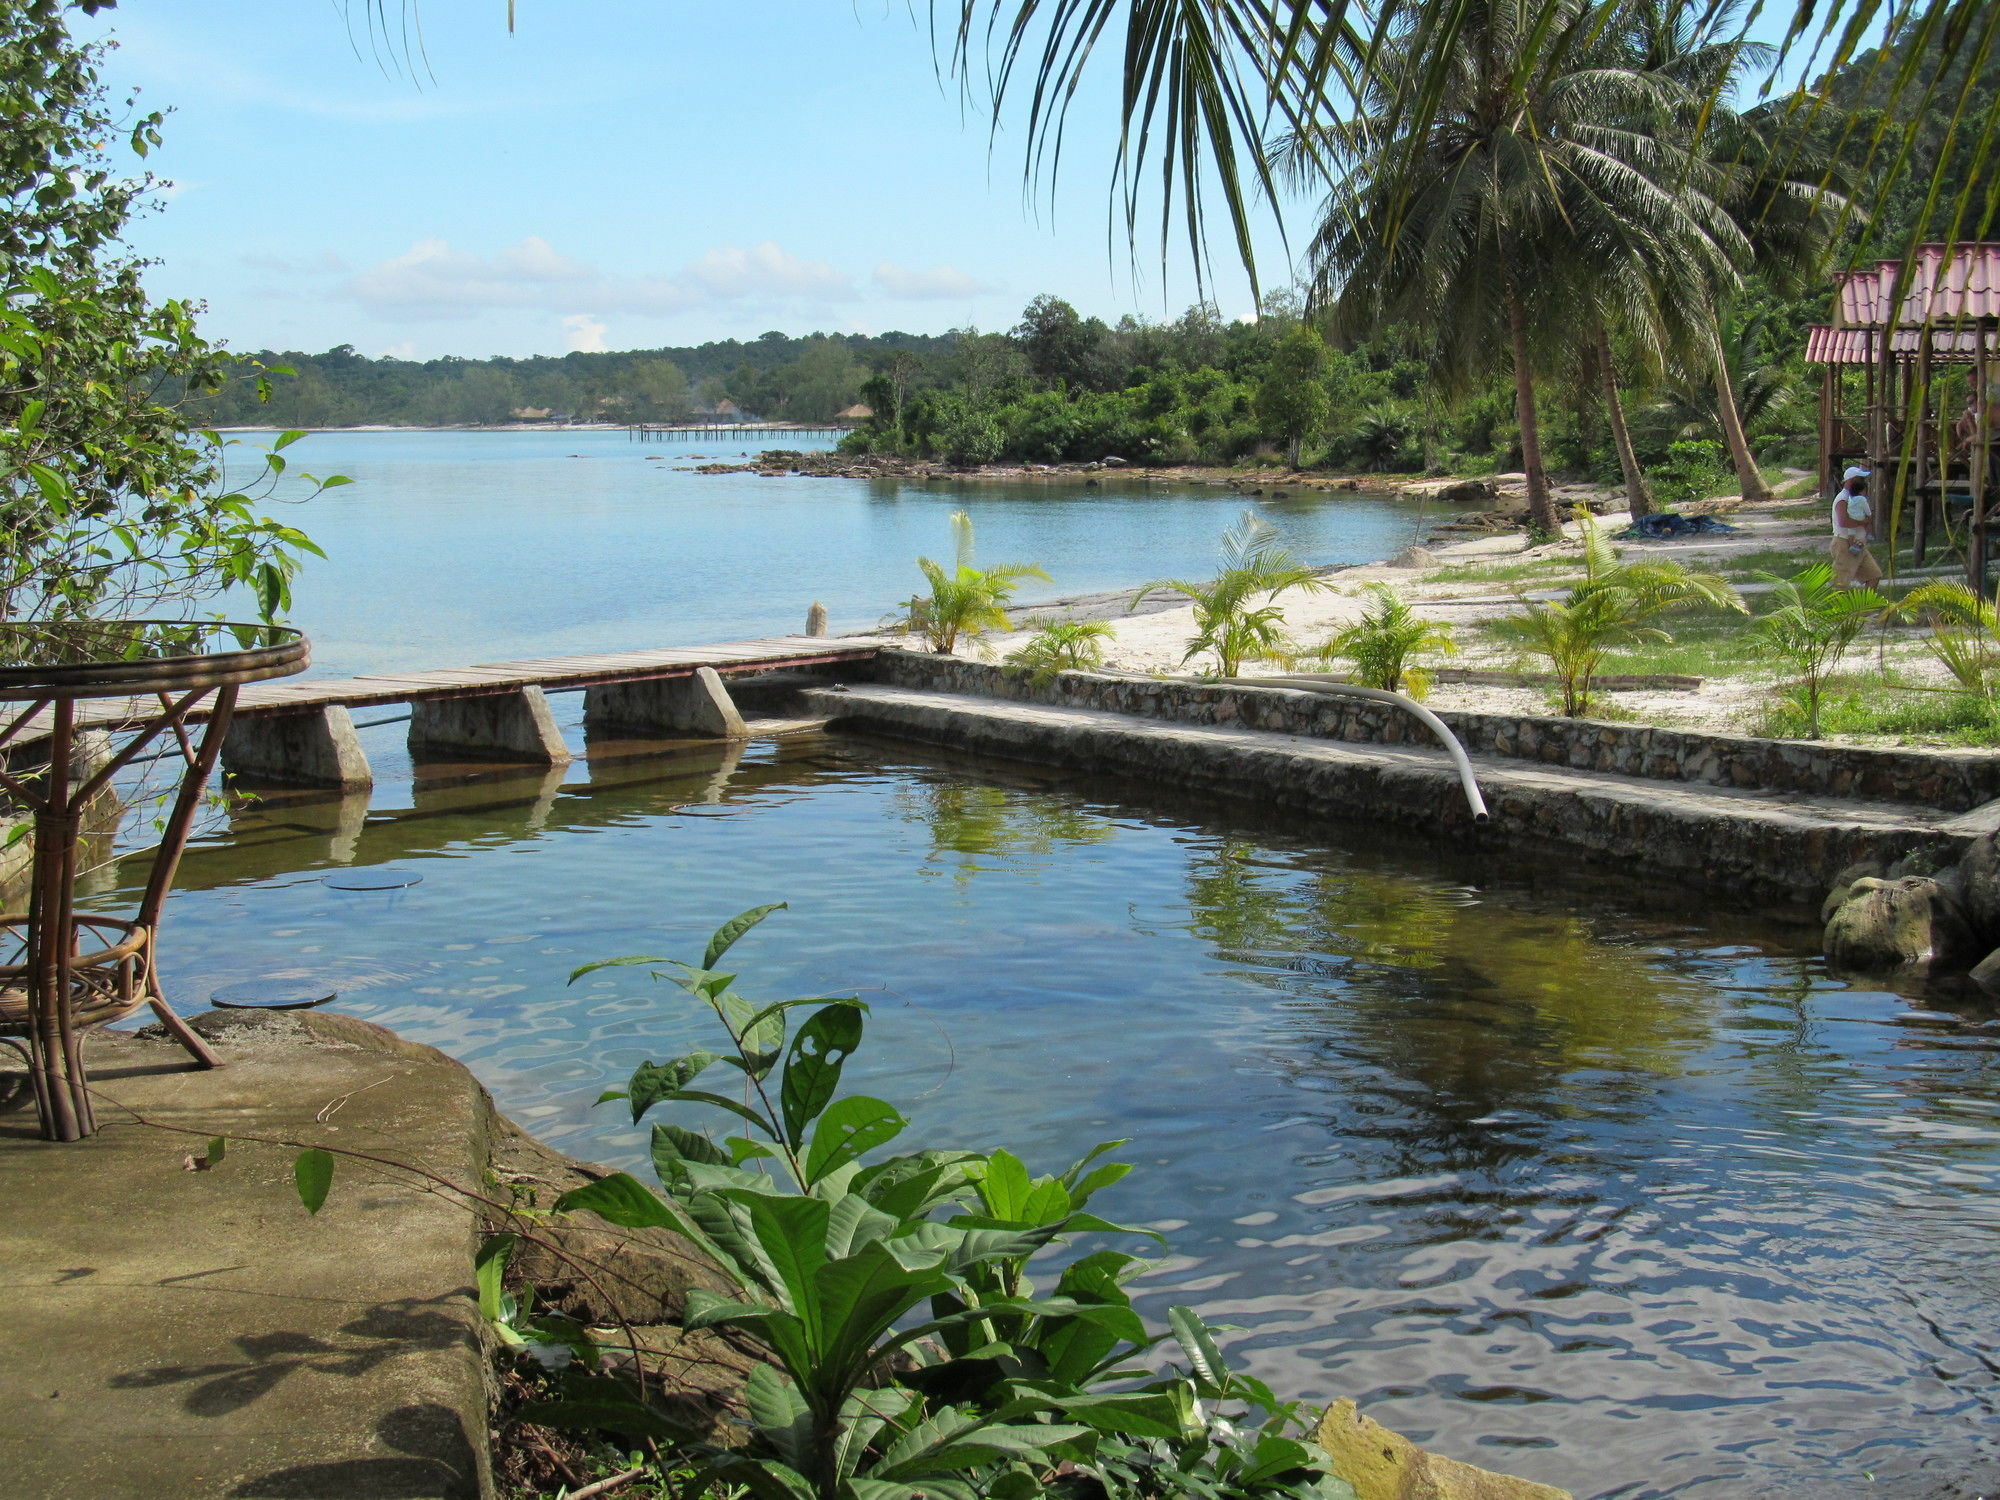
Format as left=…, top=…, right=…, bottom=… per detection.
left=1893, top=579, right=2000, bottom=703
left=1755, top=564, right=1889, bottom=738
left=1004, top=617, right=1115, bottom=685
left=905, top=509, right=1049, bottom=655
left=1495, top=519, right=1743, bottom=716
left=1314, top=584, right=1456, bottom=697
left=1136, top=510, right=1330, bottom=678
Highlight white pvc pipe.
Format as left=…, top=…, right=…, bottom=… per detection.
left=1215, top=674, right=1491, bottom=824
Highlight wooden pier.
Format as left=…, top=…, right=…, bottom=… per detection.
left=50, top=636, right=890, bottom=791
left=628, top=423, right=848, bottom=441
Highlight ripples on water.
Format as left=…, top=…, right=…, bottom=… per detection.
left=98, top=721, right=2000, bottom=1498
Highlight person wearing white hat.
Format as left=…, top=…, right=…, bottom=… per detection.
left=1830, top=466, right=1881, bottom=589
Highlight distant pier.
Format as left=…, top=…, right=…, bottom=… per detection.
left=627, top=422, right=848, bottom=441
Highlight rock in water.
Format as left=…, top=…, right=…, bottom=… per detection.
left=1313, top=1399, right=1572, bottom=1499
left=805, top=601, right=828, bottom=637
left=1955, top=831, right=2000, bottom=942
left=1824, top=876, right=1978, bottom=973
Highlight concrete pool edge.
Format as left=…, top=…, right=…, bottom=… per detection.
left=791, top=653, right=1994, bottom=900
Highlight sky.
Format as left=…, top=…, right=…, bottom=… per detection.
left=82, top=1, right=1301, bottom=361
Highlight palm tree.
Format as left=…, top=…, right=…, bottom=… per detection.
left=1315, top=584, right=1457, bottom=696
left=1755, top=563, right=1888, bottom=736
left=904, top=510, right=1048, bottom=654
left=1285, top=0, right=1746, bottom=537
left=944, top=0, right=1948, bottom=305
left=1135, top=510, right=1329, bottom=677
left=1495, top=517, right=1744, bottom=714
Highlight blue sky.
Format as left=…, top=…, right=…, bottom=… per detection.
left=84, top=1, right=1297, bottom=360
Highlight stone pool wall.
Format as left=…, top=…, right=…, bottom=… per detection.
left=866, top=650, right=2000, bottom=811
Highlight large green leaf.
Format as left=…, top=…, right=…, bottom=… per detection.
left=975, top=1149, right=1033, bottom=1219
left=625, top=1050, right=720, bottom=1123
left=741, top=1364, right=811, bottom=1472
left=474, top=1233, right=516, bottom=1323
left=809, top=1238, right=952, bottom=1370
left=704, top=902, right=788, bottom=968
left=804, top=1095, right=908, bottom=1183
left=779, top=1002, right=865, bottom=1148
left=554, top=1172, right=696, bottom=1236
left=650, top=1121, right=730, bottom=1177
left=1169, top=1304, right=1230, bottom=1392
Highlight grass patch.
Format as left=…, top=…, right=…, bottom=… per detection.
left=1759, top=683, right=2000, bottom=743
left=1424, top=557, right=1583, bottom=585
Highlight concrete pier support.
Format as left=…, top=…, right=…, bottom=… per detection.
left=223, top=707, right=373, bottom=789
left=409, top=688, right=573, bottom=765
left=583, top=667, right=748, bottom=739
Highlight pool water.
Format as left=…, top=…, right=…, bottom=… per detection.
left=96, top=719, right=2000, bottom=1499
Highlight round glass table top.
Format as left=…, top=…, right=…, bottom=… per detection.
left=0, top=621, right=309, bottom=698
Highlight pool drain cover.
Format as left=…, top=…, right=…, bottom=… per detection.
left=212, top=979, right=339, bottom=1010
left=323, top=868, right=421, bottom=891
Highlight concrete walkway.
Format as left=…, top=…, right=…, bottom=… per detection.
left=0, top=1011, right=493, bottom=1500
left=806, top=682, right=1991, bottom=898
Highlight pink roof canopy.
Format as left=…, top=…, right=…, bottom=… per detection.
left=1805, top=323, right=2000, bottom=365
left=1835, top=243, right=2000, bottom=327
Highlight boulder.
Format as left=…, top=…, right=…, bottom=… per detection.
left=1313, top=1400, right=1571, bottom=1500
left=1957, top=830, right=2000, bottom=941
left=1820, top=859, right=1887, bottom=923
left=1824, top=876, right=1979, bottom=973
left=1970, top=948, right=2000, bottom=998
left=1388, top=545, right=1439, bottom=570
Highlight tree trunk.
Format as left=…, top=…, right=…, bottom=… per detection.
left=1596, top=327, right=1653, bottom=518
left=1709, top=317, right=1774, bottom=503
left=1507, top=295, right=1561, bottom=535
left=1286, top=435, right=1302, bottom=470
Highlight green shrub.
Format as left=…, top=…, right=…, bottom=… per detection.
left=1651, top=440, right=1732, bottom=509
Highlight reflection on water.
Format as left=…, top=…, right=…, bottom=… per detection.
left=98, top=732, right=2000, bottom=1498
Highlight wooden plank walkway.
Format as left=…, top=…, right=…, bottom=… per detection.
left=60, top=635, right=891, bottom=731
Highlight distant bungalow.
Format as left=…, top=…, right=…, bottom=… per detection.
left=835, top=403, right=874, bottom=427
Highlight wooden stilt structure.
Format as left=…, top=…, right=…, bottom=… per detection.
left=1806, top=243, right=2000, bottom=593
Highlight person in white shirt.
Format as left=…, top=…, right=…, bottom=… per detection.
left=1830, top=466, right=1881, bottom=589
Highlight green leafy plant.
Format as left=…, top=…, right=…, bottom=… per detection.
left=1313, top=585, right=1455, bottom=697
left=510, top=905, right=1356, bottom=1500
left=905, top=510, right=1050, bottom=655
left=1493, top=518, right=1743, bottom=716
left=1136, top=511, right=1330, bottom=678
left=1894, top=580, right=2000, bottom=703
left=1005, top=618, right=1115, bottom=685
left=1753, top=564, right=1888, bottom=739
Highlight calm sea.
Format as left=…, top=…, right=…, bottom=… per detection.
left=240, top=428, right=1425, bottom=679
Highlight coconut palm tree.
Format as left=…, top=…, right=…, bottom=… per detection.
left=1315, top=584, right=1457, bottom=696
left=1283, top=0, right=1746, bottom=536
left=942, top=0, right=1953, bottom=305
left=1495, top=517, right=1744, bottom=714
left=1135, top=510, right=1329, bottom=676
left=904, top=510, right=1049, bottom=654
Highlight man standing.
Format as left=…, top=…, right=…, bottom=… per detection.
left=1831, top=466, right=1881, bottom=589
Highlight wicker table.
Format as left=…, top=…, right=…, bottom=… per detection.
left=0, top=622, right=308, bottom=1141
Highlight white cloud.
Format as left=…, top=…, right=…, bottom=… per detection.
left=377, top=341, right=419, bottom=360
left=872, top=261, right=993, bottom=300
left=242, top=249, right=351, bottom=275
left=343, top=236, right=857, bottom=322
left=561, top=315, right=608, bottom=353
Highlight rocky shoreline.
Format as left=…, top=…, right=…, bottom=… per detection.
left=698, top=448, right=1647, bottom=537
